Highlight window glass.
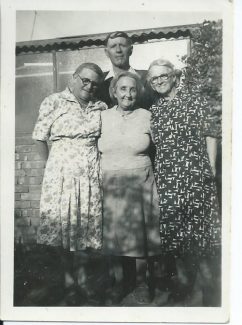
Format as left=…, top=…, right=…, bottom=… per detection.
left=16, top=53, right=54, bottom=134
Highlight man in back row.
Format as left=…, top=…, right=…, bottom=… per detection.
left=96, top=31, right=156, bottom=301
left=97, top=31, right=153, bottom=108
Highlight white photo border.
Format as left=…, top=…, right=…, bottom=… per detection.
left=0, top=0, right=232, bottom=322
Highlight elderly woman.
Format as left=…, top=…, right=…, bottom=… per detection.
left=147, top=58, right=221, bottom=306
left=98, top=71, right=161, bottom=304
left=32, top=62, right=107, bottom=305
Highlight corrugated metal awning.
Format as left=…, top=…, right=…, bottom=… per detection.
left=16, top=24, right=199, bottom=55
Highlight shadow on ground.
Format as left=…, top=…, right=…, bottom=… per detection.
left=14, top=244, right=221, bottom=307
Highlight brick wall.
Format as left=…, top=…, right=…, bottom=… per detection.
left=15, top=134, right=45, bottom=244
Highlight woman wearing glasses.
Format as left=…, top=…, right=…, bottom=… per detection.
left=32, top=63, right=107, bottom=305
left=147, top=59, right=221, bottom=306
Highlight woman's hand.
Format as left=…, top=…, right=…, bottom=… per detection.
left=206, top=136, right=217, bottom=177
left=35, top=140, right=49, bottom=163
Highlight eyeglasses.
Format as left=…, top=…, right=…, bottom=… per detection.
left=77, top=75, right=99, bottom=89
left=150, top=72, right=173, bottom=85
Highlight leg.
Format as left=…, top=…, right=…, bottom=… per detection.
left=167, top=254, right=199, bottom=306
left=133, top=258, right=154, bottom=303
left=157, top=254, right=177, bottom=290
left=105, top=256, right=124, bottom=305
left=59, top=249, right=88, bottom=306
left=136, top=258, right=147, bottom=285
left=122, top=256, right=136, bottom=295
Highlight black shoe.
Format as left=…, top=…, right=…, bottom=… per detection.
left=64, top=285, right=88, bottom=306
left=104, top=284, right=125, bottom=306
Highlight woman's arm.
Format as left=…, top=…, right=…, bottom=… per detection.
left=35, top=140, right=49, bottom=162
left=206, top=136, right=217, bottom=177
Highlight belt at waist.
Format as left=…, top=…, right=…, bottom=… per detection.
left=52, top=137, right=96, bottom=147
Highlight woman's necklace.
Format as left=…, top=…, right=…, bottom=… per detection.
left=116, top=106, right=134, bottom=120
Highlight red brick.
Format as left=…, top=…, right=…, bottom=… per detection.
left=25, top=169, right=45, bottom=177
left=15, top=185, right=29, bottom=193
left=27, top=153, right=43, bottom=161
left=29, top=176, right=43, bottom=185
left=28, top=209, right=40, bottom=218
left=17, top=176, right=28, bottom=185
left=14, top=209, right=22, bottom=217
left=15, top=216, right=31, bottom=227
left=21, top=192, right=41, bottom=201
left=22, top=210, right=29, bottom=217
left=32, top=209, right=40, bottom=218
left=30, top=217, right=40, bottom=228
left=15, top=201, right=31, bottom=209
left=22, top=161, right=46, bottom=169
left=15, top=153, right=20, bottom=160
left=15, top=170, right=26, bottom=177
left=31, top=200, right=40, bottom=208
left=15, top=162, right=22, bottom=169
left=15, top=193, right=21, bottom=200
left=17, top=153, right=28, bottom=161
left=27, top=209, right=34, bottom=217
left=29, top=185, right=42, bottom=193
left=15, top=137, right=34, bottom=146
left=15, top=145, right=32, bottom=153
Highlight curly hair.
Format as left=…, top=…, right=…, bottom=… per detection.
left=147, top=58, right=182, bottom=83
left=109, top=71, right=144, bottom=105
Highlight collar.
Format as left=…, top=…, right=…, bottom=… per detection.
left=158, top=87, right=182, bottom=105
left=105, top=66, right=137, bottom=80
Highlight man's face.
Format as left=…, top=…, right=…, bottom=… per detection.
left=72, top=68, right=101, bottom=102
left=149, top=65, right=176, bottom=97
left=105, top=37, right=133, bottom=69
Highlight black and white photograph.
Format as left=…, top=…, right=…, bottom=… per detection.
left=0, top=0, right=233, bottom=323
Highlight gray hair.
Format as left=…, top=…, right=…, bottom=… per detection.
left=73, top=62, right=104, bottom=81
left=109, top=71, right=143, bottom=105
left=147, top=58, right=182, bottom=82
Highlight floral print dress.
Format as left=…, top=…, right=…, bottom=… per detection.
left=33, top=88, right=107, bottom=251
left=150, top=89, right=221, bottom=258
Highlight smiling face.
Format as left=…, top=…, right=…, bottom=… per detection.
left=72, top=68, right=101, bottom=103
left=149, top=65, right=176, bottom=97
left=105, top=37, right=132, bottom=69
left=114, top=76, right=137, bottom=110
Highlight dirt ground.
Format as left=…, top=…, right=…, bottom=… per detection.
left=14, top=244, right=221, bottom=307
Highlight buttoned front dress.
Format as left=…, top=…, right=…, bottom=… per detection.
left=32, top=88, right=107, bottom=251
left=150, top=89, right=221, bottom=258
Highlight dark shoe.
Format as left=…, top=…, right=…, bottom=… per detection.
left=63, top=285, right=88, bottom=306
left=134, top=283, right=153, bottom=304
left=104, top=284, right=125, bottom=306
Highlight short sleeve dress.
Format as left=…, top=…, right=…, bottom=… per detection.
left=150, top=89, right=221, bottom=258
left=32, top=87, right=107, bottom=251
left=98, top=107, right=161, bottom=257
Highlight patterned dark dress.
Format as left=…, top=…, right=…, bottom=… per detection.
left=150, top=88, right=221, bottom=258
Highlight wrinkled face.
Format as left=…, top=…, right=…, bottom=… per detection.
left=114, top=76, right=137, bottom=110
left=149, top=65, right=176, bottom=96
left=72, top=68, right=101, bottom=102
left=105, top=37, right=132, bottom=69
